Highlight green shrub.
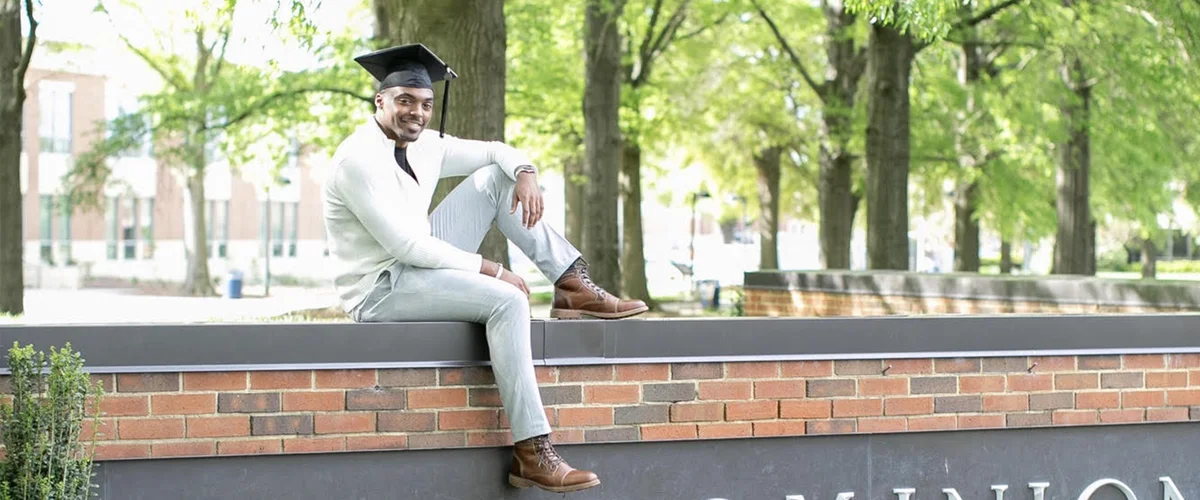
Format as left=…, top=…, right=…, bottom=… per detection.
left=0, top=343, right=104, bottom=500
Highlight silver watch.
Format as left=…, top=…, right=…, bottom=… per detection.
left=515, top=165, right=538, bottom=176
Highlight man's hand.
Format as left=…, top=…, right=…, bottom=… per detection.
left=481, top=258, right=530, bottom=297
left=511, top=170, right=543, bottom=229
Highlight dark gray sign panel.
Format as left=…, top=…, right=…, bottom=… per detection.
left=94, top=422, right=1199, bottom=499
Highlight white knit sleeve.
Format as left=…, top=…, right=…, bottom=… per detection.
left=437, top=134, right=532, bottom=181
left=334, top=157, right=483, bottom=272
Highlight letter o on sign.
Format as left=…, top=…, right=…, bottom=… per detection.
left=1077, top=479, right=1137, bottom=500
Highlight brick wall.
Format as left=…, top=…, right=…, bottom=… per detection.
left=72, top=353, right=1200, bottom=461
left=744, top=289, right=1189, bottom=317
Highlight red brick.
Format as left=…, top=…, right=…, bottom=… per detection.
left=119, top=417, right=185, bottom=440
left=1122, top=390, right=1165, bottom=408
left=960, top=375, right=1005, bottom=393
left=560, top=407, right=615, bottom=426
left=698, top=381, right=752, bottom=401
left=95, top=443, right=151, bottom=460
left=439, top=409, right=500, bottom=430
left=117, top=373, right=179, bottom=393
left=218, top=439, right=282, bottom=455
left=860, top=378, right=908, bottom=396
left=99, top=396, right=149, bottom=417
left=468, top=431, right=513, bottom=447
left=958, top=414, right=1005, bottom=429
left=408, top=388, right=468, bottom=409
left=535, top=366, right=557, bottom=384
left=1166, top=389, right=1200, bottom=406
left=1192, top=370, right=1200, bottom=386
left=315, top=370, right=375, bottom=388
left=882, top=359, right=933, bottom=374
left=726, top=362, right=779, bottom=379
left=315, top=413, right=375, bottom=434
left=551, top=429, right=585, bottom=444
left=81, top=419, right=115, bottom=441
left=218, top=393, right=280, bottom=413
left=584, top=385, right=640, bottom=404
left=671, top=363, right=723, bottom=380
left=780, top=361, right=832, bottom=377
left=1167, top=354, right=1200, bottom=368
left=1055, top=373, right=1098, bottom=390
left=1100, top=409, right=1144, bottom=423
left=1029, top=356, right=1075, bottom=372
left=780, top=400, right=831, bottom=419
left=641, top=424, right=697, bottom=440
left=187, top=416, right=250, bottom=438
left=1007, top=374, right=1052, bottom=392
left=152, top=394, right=216, bottom=415
left=346, top=388, right=406, bottom=410
left=152, top=441, right=215, bottom=458
left=1053, top=410, right=1097, bottom=425
left=935, top=358, right=981, bottom=373
left=1148, top=408, right=1189, bottom=421
left=1076, top=392, right=1120, bottom=409
left=251, top=371, right=312, bottom=390
left=1079, top=356, right=1121, bottom=370
left=346, top=435, right=407, bottom=451
left=807, top=419, right=856, bottom=434
left=755, top=380, right=806, bottom=399
left=884, top=397, right=933, bottom=416
left=558, top=366, right=613, bottom=382
left=615, top=364, right=668, bottom=381
left=282, top=391, right=344, bottom=412
left=833, top=398, right=883, bottom=417
left=725, top=400, right=778, bottom=421
left=752, top=420, right=806, bottom=437
left=183, top=372, right=247, bottom=391
left=1123, top=354, right=1165, bottom=369
left=438, top=367, right=494, bottom=386
left=907, top=415, right=957, bottom=431
left=284, top=437, right=345, bottom=453
left=858, top=417, right=906, bottom=433
left=984, top=394, right=1028, bottom=412
left=698, top=422, right=752, bottom=438
left=378, top=412, right=436, bottom=432
left=409, top=432, right=467, bottom=449
left=1147, top=372, right=1188, bottom=388
left=377, top=368, right=436, bottom=387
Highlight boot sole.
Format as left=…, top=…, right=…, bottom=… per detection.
left=508, top=473, right=601, bottom=493
left=550, top=306, right=649, bottom=320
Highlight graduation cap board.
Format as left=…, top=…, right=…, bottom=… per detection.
left=354, top=44, right=459, bottom=137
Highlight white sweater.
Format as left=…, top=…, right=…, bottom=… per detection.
left=321, top=117, right=532, bottom=313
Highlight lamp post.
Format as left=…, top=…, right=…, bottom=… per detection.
left=263, top=174, right=291, bottom=297
left=689, top=190, right=711, bottom=296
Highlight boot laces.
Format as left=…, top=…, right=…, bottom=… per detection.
left=534, top=437, right=565, bottom=469
left=575, top=267, right=606, bottom=297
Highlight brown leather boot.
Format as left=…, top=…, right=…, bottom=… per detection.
left=551, top=259, right=648, bottom=319
left=508, top=435, right=600, bottom=493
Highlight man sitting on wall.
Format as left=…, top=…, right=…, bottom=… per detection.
left=320, top=43, right=647, bottom=493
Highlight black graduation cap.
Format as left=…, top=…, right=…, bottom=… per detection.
left=354, top=44, right=459, bottom=137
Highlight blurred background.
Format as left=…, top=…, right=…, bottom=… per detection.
left=2, top=0, right=1199, bottom=323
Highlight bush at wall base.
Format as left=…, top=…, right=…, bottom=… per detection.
left=0, top=343, right=104, bottom=500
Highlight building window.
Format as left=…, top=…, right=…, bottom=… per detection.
left=107, top=195, right=154, bottom=260
left=288, top=202, right=298, bottom=257
left=38, top=82, right=72, bottom=154
left=39, top=195, right=53, bottom=264
left=261, top=201, right=298, bottom=258
left=58, top=195, right=72, bottom=264
left=207, top=200, right=228, bottom=258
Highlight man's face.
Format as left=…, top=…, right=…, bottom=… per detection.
left=375, top=86, right=434, bottom=143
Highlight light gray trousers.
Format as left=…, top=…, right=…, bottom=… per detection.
left=353, top=165, right=581, bottom=442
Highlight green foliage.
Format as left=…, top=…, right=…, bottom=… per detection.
left=0, top=343, right=104, bottom=500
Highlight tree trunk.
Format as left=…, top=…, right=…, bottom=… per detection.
left=1000, top=240, right=1013, bottom=274
left=1141, top=237, right=1157, bottom=279
left=1053, top=53, right=1093, bottom=275
left=375, top=0, right=510, bottom=266
left=816, top=0, right=865, bottom=270
left=181, top=161, right=214, bottom=296
left=953, top=181, right=980, bottom=272
left=864, top=16, right=914, bottom=270
left=620, top=142, right=656, bottom=308
left=0, top=0, right=33, bottom=315
left=582, top=0, right=625, bottom=293
left=754, top=146, right=782, bottom=270
left=563, top=143, right=585, bottom=248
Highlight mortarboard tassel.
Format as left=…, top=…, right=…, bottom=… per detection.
left=440, top=78, right=450, bottom=138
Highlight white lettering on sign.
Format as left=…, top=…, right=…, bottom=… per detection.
left=1162, top=477, right=1187, bottom=500
left=1030, top=482, right=1051, bottom=500
left=894, top=488, right=915, bottom=500
left=993, top=485, right=1010, bottom=500
left=1077, top=478, right=1137, bottom=500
